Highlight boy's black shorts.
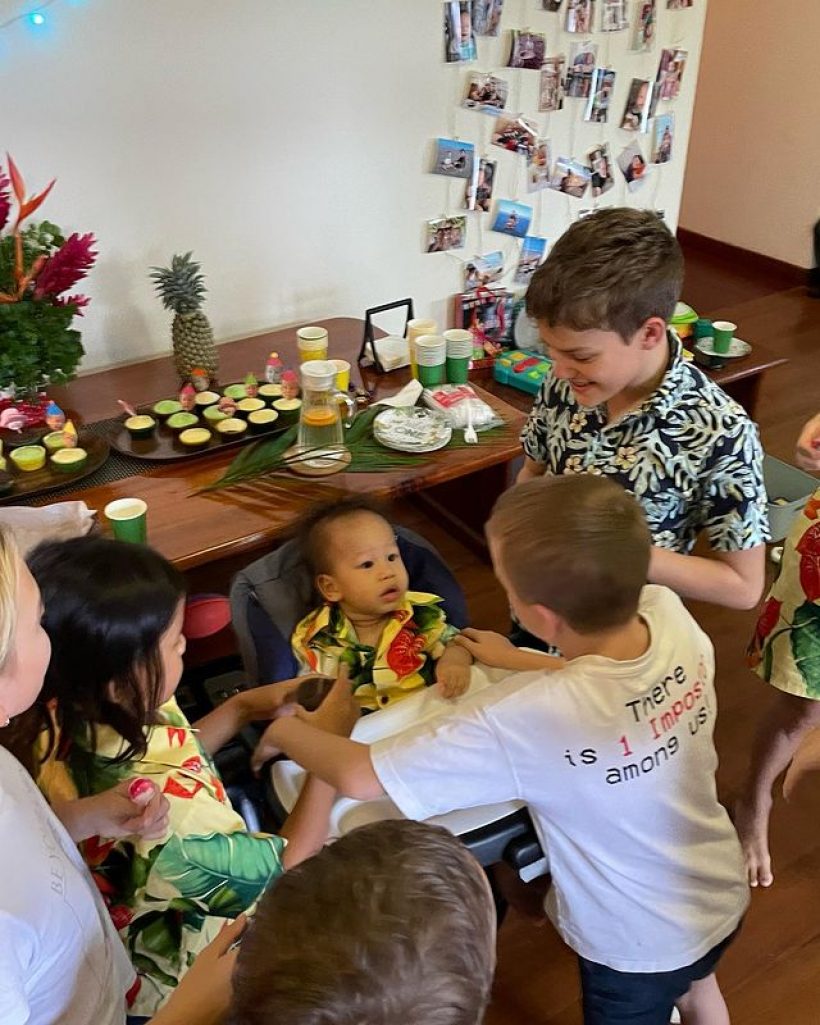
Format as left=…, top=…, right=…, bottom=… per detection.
left=578, top=925, right=739, bottom=1025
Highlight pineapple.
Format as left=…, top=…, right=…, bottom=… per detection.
left=149, top=252, right=219, bottom=383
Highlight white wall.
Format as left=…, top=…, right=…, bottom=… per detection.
left=2, top=0, right=707, bottom=372
left=680, top=0, right=820, bottom=268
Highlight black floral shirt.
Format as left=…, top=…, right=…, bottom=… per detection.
left=520, top=333, right=770, bottom=553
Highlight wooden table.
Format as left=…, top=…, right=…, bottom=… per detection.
left=47, top=318, right=526, bottom=582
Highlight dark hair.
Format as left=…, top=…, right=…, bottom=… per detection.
left=297, top=496, right=391, bottom=577
left=488, top=475, right=650, bottom=633
left=24, top=537, right=185, bottom=767
left=525, top=207, right=683, bottom=341
left=229, top=820, right=496, bottom=1025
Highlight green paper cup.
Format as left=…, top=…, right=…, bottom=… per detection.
left=711, top=320, right=736, bottom=355
left=446, top=355, right=470, bottom=384
left=693, top=318, right=713, bottom=341
left=418, top=363, right=445, bottom=387
left=105, top=498, right=147, bottom=544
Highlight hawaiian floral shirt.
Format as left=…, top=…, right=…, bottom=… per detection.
left=520, top=332, right=770, bottom=552
left=292, top=591, right=458, bottom=710
left=37, top=698, right=284, bottom=1017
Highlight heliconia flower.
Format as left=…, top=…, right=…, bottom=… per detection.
left=32, top=232, right=97, bottom=299
left=0, top=171, right=10, bottom=233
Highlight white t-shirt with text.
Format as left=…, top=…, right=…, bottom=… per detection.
left=0, top=746, right=134, bottom=1025
left=372, top=585, right=749, bottom=973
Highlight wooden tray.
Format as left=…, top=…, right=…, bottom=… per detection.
left=0, top=431, right=110, bottom=505
left=108, top=410, right=293, bottom=462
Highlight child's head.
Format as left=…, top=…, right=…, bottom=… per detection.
left=487, top=475, right=650, bottom=647
left=525, top=208, right=683, bottom=407
left=0, top=527, right=51, bottom=725
left=27, top=537, right=186, bottom=761
left=229, top=819, right=496, bottom=1025
left=299, top=497, right=409, bottom=618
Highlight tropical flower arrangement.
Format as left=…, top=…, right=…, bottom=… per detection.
left=0, top=155, right=97, bottom=395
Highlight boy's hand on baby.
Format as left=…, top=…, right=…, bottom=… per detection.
left=436, top=663, right=471, bottom=699
left=453, top=628, right=518, bottom=668
left=294, top=666, right=359, bottom=737
left=238, top=678, right=304, bottom=722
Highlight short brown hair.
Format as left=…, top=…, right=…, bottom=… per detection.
left=488, top=475, right=650, bottom=632
left=526, top=208, right=683, bottom=340
left=229, top=820, right=496, bottom=1025
left=297, top=496, right=391, bottom=576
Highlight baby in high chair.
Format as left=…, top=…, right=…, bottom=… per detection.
left=291, top=498, right=472, bottom=710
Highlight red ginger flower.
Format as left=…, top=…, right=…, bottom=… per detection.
left=0, top=171, right=10, bottom=233
left=32, top=231, right=97, bottom=299
left=53, top=293, right=91, bottom=316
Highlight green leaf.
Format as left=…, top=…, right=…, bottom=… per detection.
left=131, top=951, right=180, bottom=990
left=200, top=425, right=298, bottom=491
left=791, top=602, right=820, bottom=698
left=152, top=832, right=284, bottom=914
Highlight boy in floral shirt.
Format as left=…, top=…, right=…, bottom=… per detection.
left=292, top=499, right=472, bottom=710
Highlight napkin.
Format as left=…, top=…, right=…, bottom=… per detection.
left=372, top=380, right=423, bottom=408
left=0, top=501, right=96, bottom=555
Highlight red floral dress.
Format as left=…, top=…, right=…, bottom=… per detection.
left=747, top=488, right=820, bottom=698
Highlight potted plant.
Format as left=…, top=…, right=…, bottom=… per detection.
left=0, top=155, right=97, bottom=399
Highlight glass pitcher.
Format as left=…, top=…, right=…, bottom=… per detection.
left=297, top=360, right=355, bottom=468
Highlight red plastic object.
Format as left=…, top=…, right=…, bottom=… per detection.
left=183, top=594, right=232, bottom=640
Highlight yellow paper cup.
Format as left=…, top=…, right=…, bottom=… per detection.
left=331, top=359, right=351, bottom=392
left=297, top=326, right=329, bottom=363
left=406, top=318, right=437, bottom=380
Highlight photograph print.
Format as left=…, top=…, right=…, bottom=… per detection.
left=656, top=47, right=688, bottom=100
left=600, top=0, right=628, bottom=30
left=652, top=113, right=674, bottom=163
left=666, top=0, right=694, bottom=8
left=491, top=115, right=538, bottom=158
left=426, top=216, right=467, bottom=252
left=541, top=1, right=564, bottom=9
left=464, top=157, right=497, bottom=211
left=472, top=0, right=504, bottom=35
left=491, top=199, right=533, bottom=238
left=527, top=140, right=552, bottom=192
left=584, top=68, right=616, bottom=122
left=465, top=250, right=504, bottom=288
left=588, top=143, right=615, bottom=197
left=565, top=0, right=595, bottom=33
left=548, top=156, right=592, bottom=199
left=514, top=236, right=548, bottom=286
left=444, top=1, right=478, bottom=63
left=432, top=137, right=476, bottom=179
left=566, top=41, right=598, bottom=98
left=507, top=29, right=547, bottom=69
left=463, top=73, right=509, bottom=114
left=620, top=77, right=654, bottom=132
left=630, top=0, right=657, bottom=52
left=617, top=140, right=648, bottom=191
left=539, top=55, right=566, bottom=111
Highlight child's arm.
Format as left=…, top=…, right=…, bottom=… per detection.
left=453, top=628, right=564, bottom=671
left=435, top=641, right=473, bottom=699
left=516, top=455, right=546, bottom=483
left=648, top=545, right=765, bottom=610
left=193, top=678, right=302, bottom=756
left=277, top=775, right=336, bottom=869
left=51, top=779, right=169, bottom=843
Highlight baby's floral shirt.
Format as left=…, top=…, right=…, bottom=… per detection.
left=292, top=591, right=458, bottom=710
left=37, top=697, right=284, bottom=1017
left=521, top=332, right=769, bottom=553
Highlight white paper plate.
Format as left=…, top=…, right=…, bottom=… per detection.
left=695, top=337, right=752, bottom=360
left=373, top=407, right=453, bottom=452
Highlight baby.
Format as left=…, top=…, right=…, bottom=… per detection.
left=291, top=498, right=472, bottom=710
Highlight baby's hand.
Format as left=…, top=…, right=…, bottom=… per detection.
left=453, top=628, right=519, bottom=668
left=436, top=662, right=471, bottom=700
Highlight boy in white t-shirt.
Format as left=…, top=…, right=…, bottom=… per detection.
left=254, top=475, right=748, bottom=1025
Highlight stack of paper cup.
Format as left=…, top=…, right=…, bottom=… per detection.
left=414, top=335, right=447, bottom=387
left=406, top=318, right=437, bottom=380
left=443, top=329, right=473, bottom=384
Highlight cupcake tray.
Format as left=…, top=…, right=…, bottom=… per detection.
left=0, top=430, right=111, bottom=505
left=108, top=390, right=296, bottom=463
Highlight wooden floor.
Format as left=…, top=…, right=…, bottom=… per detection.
left=390, top=258, right=820, bottom=1023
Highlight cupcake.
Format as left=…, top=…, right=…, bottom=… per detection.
left=258, top=383, right=283, bottom=403
left=222, top=383, right=247, bottom=401
left=50, top=448, right=88, bottom=474
left=124, top=415, right=157, bottom=439
left=235, top=397, right=266, bottom=419
left=203, top=404, right=230, bottom=425
left=152, top=399, right=183, bottom=420
left=215, top=417, right=248, bottom=438
left=178, top=427, right=213, bottom=450
left=272, top=397, right=302, bottom=425
left=166, top=411, right=200, bottom=432
left=247, top=408, right=280, bottom=434
left=10, top=445, right=46, bottom=472
left=193, top=390, right=220, bottom=409
left=43, top=431, right=68, bottom=453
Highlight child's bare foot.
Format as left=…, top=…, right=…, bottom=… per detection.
left=734, top=795, right=774, bottom=887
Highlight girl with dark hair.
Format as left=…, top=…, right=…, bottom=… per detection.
left=20, top=537, right=335, bottom=1018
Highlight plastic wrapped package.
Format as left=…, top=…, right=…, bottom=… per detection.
left=422, top=384, right=503, bottom=431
